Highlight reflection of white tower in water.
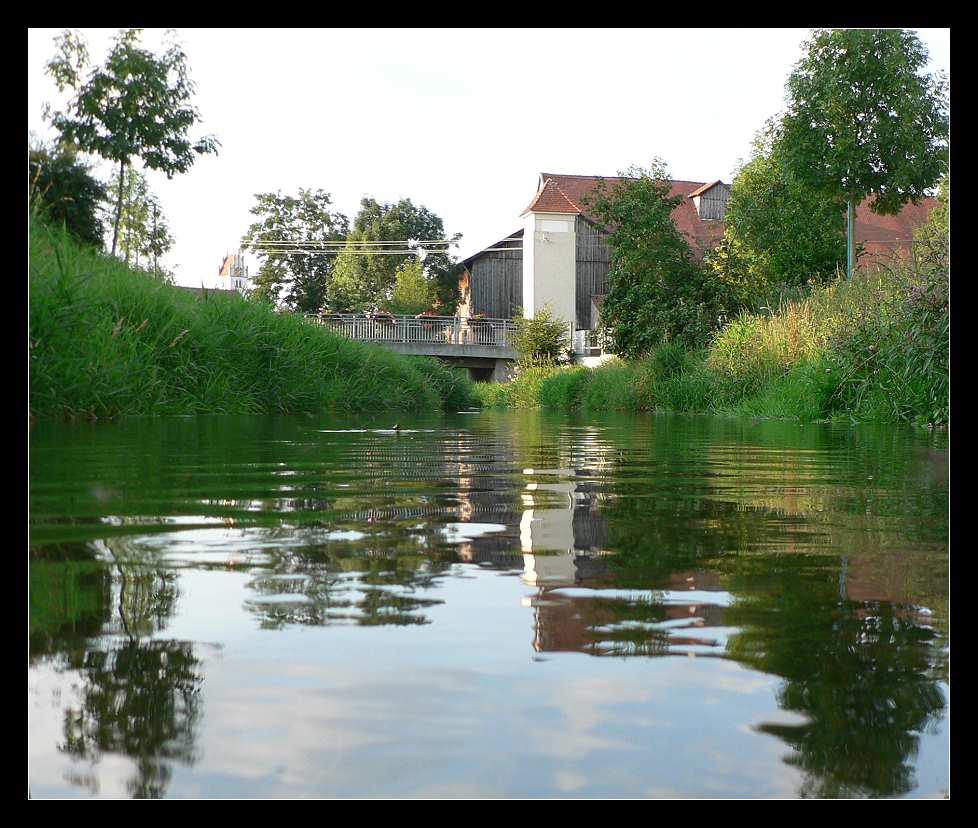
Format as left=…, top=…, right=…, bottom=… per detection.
left=520, top=426, right=615, bottom=587
left=519, top=468, right=581, bottom=587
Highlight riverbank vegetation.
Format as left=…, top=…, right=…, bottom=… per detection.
left=29, top=221, right=476, bottom=419
left=475, top=207, right=949, bottom=426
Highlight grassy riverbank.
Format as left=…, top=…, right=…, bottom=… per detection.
left=29, top=222, right=476, bottom=418
left=475, top=262, right=949, bottom=427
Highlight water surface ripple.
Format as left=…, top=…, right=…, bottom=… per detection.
left=29, top=410, right=949, bottom=798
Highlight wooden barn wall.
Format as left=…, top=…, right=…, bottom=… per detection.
left=575, top=217, right=612, bottom=329
left=469, top=249, right=523, bottom=318
left=698, top=184, right=731, bottom=220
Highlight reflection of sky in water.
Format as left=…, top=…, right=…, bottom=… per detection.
left=29, top=559, right=934, bottom=799
left=134, top=564, right=807, bottom=798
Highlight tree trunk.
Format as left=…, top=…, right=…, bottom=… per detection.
left=111, top=158, right=126, bottom=258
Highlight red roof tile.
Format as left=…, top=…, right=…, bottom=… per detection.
left=521, top=177, right=581, bottom=215
left=686, top=180, right=725, bottom=199
left=523, top=173, right=725, bottom=259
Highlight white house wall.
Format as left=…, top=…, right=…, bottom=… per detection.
left=522, top=211, right=577, bottom=335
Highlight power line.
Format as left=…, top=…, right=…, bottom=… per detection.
left=243, top=246, right=522, bottom=256
left=240, top=238, right=459, bottom=247
left=244, top=249, right=437, bottom=256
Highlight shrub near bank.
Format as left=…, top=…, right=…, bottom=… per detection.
left=29, top=221, right=476, bottom=418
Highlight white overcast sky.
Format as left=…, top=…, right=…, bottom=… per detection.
left=27, top=27, right=950, bottom=288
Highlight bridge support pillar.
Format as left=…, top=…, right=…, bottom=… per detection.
left=490, top=359, right=515, bottom=383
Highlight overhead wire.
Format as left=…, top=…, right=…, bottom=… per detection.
left=238, top=235, right=523, bottom=258
left=239, top=248, right=523, bottom=256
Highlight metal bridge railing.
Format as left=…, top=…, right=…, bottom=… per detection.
left=305, top=313, right=519, bottom=348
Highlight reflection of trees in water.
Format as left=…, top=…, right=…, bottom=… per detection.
left=724, top=565, right=946, bottom=799
left=583, top=478, right=947, bottom=798
left=30, top=543, right=114, bottom=661
left=59, top=637, right=203, bottom=799
left=243, top=547, right=452, bottom=629
left=31, top=539, right=203, bottom=799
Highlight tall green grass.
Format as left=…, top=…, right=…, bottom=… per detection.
left=29, top=221, right=476, bottom=418
left=472, top=263, right=947, bottom=427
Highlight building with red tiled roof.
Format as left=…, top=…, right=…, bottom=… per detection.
left=459, top=172, right=937, bottom=345
left=461, top=173, right=731, bottom=335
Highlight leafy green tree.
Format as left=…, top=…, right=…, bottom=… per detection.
left=28, top=138, right=108, bottom=249
left=388, top=259, right=437, bottom=315
left=330, top=229, right=390, bottom=312
left=332, top=197, right=462, bottom=312
left=584, top=161, right=723, bottom=357
left=144, top=200, right=175, bottom=280
left=777, top=28, right=949, bottom=276
left=708, top=125, right=846, bottom=304
left=44, top=28, right=219, bottom=257
left=105, top=166, right=174, bottom=274
left=242, top=189, right=350, bottom=312
left=913, top=173, right=948, bottom=274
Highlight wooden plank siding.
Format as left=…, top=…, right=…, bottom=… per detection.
left=575, top=216, right=612, bottom=330
left=693, top=183, right=731, bottom=221
left=467, top=232, right=524, bottom=319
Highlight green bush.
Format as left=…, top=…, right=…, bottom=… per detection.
left=470, top=381, right=511, bottom=409
left=733, top=356, right=841, bottom=421
left=29, top=140, right=108, bottom=250
left=652, top=360, right=724, bottom=412
left=511, top=305, right=571, bottom=365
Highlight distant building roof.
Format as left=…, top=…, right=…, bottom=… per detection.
left=521, top=177, right=581, bottom=215
left=460, top=228, right=524, bottom=266
left=467, top=172, right=938, bottom=267
left=525, top=173, right=728, bottom=258
left=686, top=180, right=725, bottom=199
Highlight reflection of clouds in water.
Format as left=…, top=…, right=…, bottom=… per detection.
left=196, top=662, right=500, bottom=796
left=553, top=769, right=589, bottom=793
left=405, top=782, right=504, bottom=798
left=517, top=660, right=803, bottom=797
left=525, top=677, right=661, bottom=760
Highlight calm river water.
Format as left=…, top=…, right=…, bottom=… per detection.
left=28, top=410, right=949, bottom=798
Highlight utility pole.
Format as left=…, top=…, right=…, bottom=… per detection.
left=847, top=198, right=854, bottom=281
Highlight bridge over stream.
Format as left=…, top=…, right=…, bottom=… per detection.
left=306, top=313, right=519, bottom=381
